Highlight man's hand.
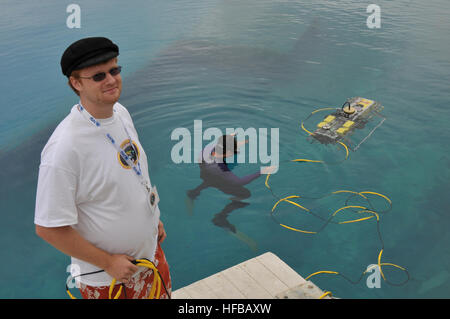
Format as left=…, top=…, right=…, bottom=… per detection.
left=35, top=225, right=139, bottom=284
left=104, top=254, right=139, bottom=284
left=158, top=220, right=166, bottom=243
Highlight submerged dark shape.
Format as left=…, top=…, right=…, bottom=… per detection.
left=185, top=133, right=263, bottom=236
left=1, top=18, right=321, bottom=196
left=187, top=156, right=257, bottom=233
left=121, top=18, right=321, bottom=105
left=0, top=124, right=57, bottom=195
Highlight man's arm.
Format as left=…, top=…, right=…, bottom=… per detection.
left=35, top=225, right=138, bottom=283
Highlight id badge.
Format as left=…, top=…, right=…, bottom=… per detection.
left=148, top=186, right=160, bottom=212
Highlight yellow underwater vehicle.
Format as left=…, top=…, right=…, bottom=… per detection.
left=310, top=97, right=386, bottom=152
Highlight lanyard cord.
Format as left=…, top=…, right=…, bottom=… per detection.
left=77, top=103, right=151, bottom=192
left=70, top=104, right=167, bottom=299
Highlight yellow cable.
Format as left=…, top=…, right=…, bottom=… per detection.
left=279, top=223, right=317, bottom=234
left=298, top=107, right=350, bottom=164
left=364, top=263, right=406, bottom=274
left=332, top=205, right=367, bottom=217
left=266, top=105, right=406, bottom=293
left=268, top=107, right=350, bottom=196
left=291, top=158, right=323, bottom=163
left=271, top=195, right=302, bottom=212
left=265, top=174, right=271, bottom=189
left=272, top=196, right=315, bottom=234
left=66, top=289, right=77, bottom=300
left=360, top=191, right=392, bottom=205
left=378, top=249, right=386, bottom=281
left=301, top=122, right=314, bottom=136
left=338, top=216, right=374, bottom=224
left=338, top=208, right=380, bottom=224
left=319, top=291, right=333, bottom=299
left=311, top=107, right=337, bottom=114
left=135, top=259, right=162, bottom=299
left=108, top=278, right=123, bottom=299
left=149, top=276, right=157, bottom=299
left=337, top=141, right=349, bottom=160
left=381, top=263, right=406, bottom=271
left=332, top=190, right=367, bottom=200
left=66, top=258, right=163, bottom=299
left=305, top=270, right=339, bottom=281
left=300, top=106, right=337, bottom=135
left=360, top=209, right=380, bottom=221
left=292, top=142, right=349, bottom=164
left=283, top=199, right=310, bottom=212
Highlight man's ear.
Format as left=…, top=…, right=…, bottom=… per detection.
left=70, top=76, right=82, bottom=92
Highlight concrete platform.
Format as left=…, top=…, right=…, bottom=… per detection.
left=171, top=252, right=332, bottom=299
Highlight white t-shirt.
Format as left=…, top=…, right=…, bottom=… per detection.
left=34, top=102, right=160, bottom=286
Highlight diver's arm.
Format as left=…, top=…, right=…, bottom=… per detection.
left=229, top=132, right=248, bottom=148
left=223, top=165, right=277, bottom=185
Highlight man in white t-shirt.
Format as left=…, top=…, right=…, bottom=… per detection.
left=34, top=37, right=171, bottom=299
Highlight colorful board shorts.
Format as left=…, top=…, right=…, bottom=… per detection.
left=79, top=243, right=171, bottom=299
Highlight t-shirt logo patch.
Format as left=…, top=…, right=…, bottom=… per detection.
left=117, top=139, right=140, bottom=169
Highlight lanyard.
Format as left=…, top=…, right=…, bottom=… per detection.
left=77, top=103, right=151, bottom=193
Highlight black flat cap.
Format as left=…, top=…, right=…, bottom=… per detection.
left=61, top=37, right=119, bottom=77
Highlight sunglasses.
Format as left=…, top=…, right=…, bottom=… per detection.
left=78, top=66, right=122, bottom=82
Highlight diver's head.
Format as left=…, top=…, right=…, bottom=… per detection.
left=214, top=135, right=238, bottom=158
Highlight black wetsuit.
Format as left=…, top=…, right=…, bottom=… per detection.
left=187, top=143, right=261, bottom=232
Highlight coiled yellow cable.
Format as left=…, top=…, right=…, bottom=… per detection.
left=67, top=258, right=163, bottom=299
left=108, top=259, right=162, bottom=299
left=265, top=105, right=408, bottom=298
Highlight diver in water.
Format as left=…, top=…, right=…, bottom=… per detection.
left=187, top=134, right=275, bottom=234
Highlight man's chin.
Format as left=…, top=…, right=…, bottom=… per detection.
left=103, top=91, right=121, bottom=103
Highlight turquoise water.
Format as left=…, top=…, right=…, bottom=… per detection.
left=1, top=0, right=449, bottom=298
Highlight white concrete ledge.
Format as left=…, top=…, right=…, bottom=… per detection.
left=171, top=252, right=332, bottom=299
